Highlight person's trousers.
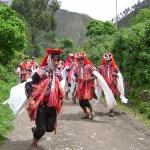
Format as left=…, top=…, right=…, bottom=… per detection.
left=33, top=105, right=57, bottom=140
left=79, top=99, right=91, bottom=108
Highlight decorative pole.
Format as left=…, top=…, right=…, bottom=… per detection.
left=116, top=0, right=118, bottom=29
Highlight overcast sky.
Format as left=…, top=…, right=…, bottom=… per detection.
left=60, top=0, right=142, bottom=21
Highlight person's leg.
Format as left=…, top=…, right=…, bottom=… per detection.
left=85, top=100, right=95, bottom=119
left=45, top=107, right=57, bottom=132
left=31, top=105, right=46, bottom=148
left=65, top=88, right=70, bottom=99
left=79, top=100, right=89, bottom=119
left=109, top=95, right=116, bottom=117
left=72, top=95, right=76, bottom=104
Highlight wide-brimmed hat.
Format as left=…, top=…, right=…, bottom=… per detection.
left=46, top=48, right=62, bottom=55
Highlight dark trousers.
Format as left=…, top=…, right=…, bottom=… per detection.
left=79, top=99, right=91, bottom=108
left=33, top=105, right=57, bottom=140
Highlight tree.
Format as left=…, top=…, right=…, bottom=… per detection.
left=11, top=0, right=60, bottom=56
left=59, top=39, right=74, bottom=60
left=130, top=8, right=150, bottom=25
left=86, top=20, right=117, bottom=37
left=12, top=0, right=60, bottom=32
left=0, top=4, right=27, bottom=64
left=112, top=22, right=150, bottom=88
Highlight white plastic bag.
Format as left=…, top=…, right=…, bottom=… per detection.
left=3, top=78, right=32, bottom=114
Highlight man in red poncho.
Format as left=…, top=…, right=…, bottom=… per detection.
left=16, top=57, right=32, bottom=82
left=30, top=56, right=39, bottom=70
left=64, top=54, right=77, bottom=103
left=25, top=48, right=64, bottom=149
left=74, top=52, right=96, bottom=119
left=99, top=52, right=120, bottom=117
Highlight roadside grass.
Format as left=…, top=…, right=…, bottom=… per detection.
left=100, top=96, right=150, bottom=128
left=0, top=64, right=17, bottom=144
left=117, top=101, right=150, bottom=128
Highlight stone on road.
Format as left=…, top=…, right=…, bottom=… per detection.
left=1, top=100, right=150, bottom=150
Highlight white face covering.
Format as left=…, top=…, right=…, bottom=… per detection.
left=47, top=55, right=54, bottom=69
left=47, top=55, right=55, bottom=91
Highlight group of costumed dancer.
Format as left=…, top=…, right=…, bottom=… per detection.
left=16, top=56, right=39, bottom=83
left=3, top=48, right=128, bottom=149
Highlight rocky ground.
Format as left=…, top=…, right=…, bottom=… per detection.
left=1, top=99, right=150, bottom=150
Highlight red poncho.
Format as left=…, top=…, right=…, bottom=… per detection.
left=28, top=75, right=64, bottom=121
left=74, top=52, right=95, bottom=100
left=99, top=55, right=120, bottom=96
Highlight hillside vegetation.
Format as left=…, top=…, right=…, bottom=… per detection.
left=83, top=6, right=150, bottom=121
left=118, top=0, right=150, bottom=28
left=55, top=9, right=91, bottom=46
left=0, top=64, right=17, bottom=144
left=0, top=0, right=150, bottom=144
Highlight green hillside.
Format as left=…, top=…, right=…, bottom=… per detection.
left=55, top=9, right=92, bottom=46
left=118, top=0, right=150, bottom=28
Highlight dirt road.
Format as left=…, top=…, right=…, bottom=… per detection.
left=1, top=99, right=150, bottom=150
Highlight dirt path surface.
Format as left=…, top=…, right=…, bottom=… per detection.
left=1, top=99, right=150, bottom=150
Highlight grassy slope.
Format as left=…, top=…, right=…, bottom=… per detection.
left=0, top=64, right=17, bottom=144
left=118, top=103, right=150, bottom=128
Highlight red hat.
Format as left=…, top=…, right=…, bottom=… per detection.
left=75, top=52, right=86, bottom=59
left=75, top=52, right=92, bottom=65
left=40, top=48, right=63, bottom=67
left=46, top=48, right=62, bottom=55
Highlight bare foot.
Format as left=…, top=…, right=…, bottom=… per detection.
left=30, top=139, right=38, bottom=150
left=109, top=109, right=115, bottom=117
left=30, top=144, right=37, bottom=150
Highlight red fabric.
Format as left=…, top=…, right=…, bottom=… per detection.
left=83, top=56, right=92, bottom=65
left=75, top=52, right=92, bottom=65
left=27, top=76, right=64, bottom=121
left=101, top=53, right=117, bottom=70
left=67, top=69, right=73, bottom=84
left=99, top=64, right=120, bottom=96
left=75, top=64, right=95, bottom=100
left=100, top=53, right=119, bottom=95
left=40, top=55, right=48, bottom=67
left=64, top=56, right=73, bottom=67
left=46, top=48, right=62, bottom=55
left=63, top=54, right=77, bottom=84
left=19, top=62, right=32, bottom=81
left=30, top=61, right=38, bottom=69
left=40, top=48, right=63, bottom=67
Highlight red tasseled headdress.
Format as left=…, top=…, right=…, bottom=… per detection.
left=64, top=54, right=75, bottom=67
left=101, top=52, right=117, bottom=70
left=75, top=52, right=92, bottom=65
left=40, top=48, right=63, bottom=67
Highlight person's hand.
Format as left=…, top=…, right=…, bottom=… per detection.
left=40, top=72, right=47, bottom=79
left=27, top=97, right=36, bottom=110
left=112, top=72, right=117, bottom=77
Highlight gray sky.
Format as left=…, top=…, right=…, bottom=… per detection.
left=60, top=0, right=142, bottom=21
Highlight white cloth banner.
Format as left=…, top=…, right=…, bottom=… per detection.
left=93, top=70, right=117, bottom=110
left=117, top=72, right=128, bottom=103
